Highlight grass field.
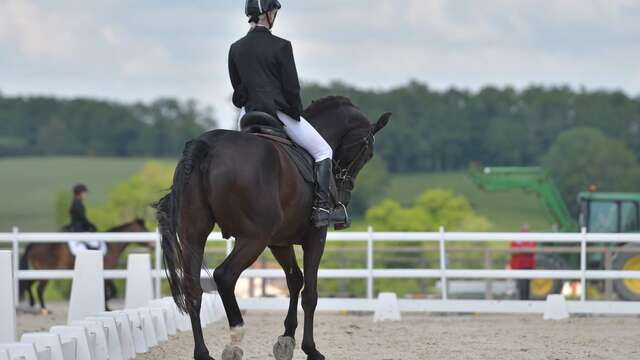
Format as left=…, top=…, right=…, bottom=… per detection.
left=0, top=157, right=172, bottom=231
left=0, top=157, right=552, bottom=232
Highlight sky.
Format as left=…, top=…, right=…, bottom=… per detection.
left=1, top=0, right=639, bottom=128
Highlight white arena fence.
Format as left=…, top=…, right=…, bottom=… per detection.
left=2, top=227, right=640, bottom=315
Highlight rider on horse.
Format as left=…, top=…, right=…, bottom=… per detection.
left=229, top=0, right=340, bottom=228
left=67, top=183, right=106, bottom=256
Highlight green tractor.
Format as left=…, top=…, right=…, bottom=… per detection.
left=470, top=167, right=640, bottom=300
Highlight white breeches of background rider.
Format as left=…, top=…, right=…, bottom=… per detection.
left=238, top=108, right=333, bottom=162
left=68, top=240, right=107, bottom=257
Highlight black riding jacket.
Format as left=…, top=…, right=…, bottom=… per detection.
left=228, top=26, right=303, bottom=120
left=69, top=198, right=96, bottom=232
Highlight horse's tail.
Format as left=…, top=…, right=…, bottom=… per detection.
left=153, top=139, right=210, bottom=314
left=18, top=244, right=33, bottom=300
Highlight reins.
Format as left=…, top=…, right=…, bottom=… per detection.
left=333, top=130, right=374, bottom=192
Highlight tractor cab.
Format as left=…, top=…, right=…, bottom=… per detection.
left=578, top=192, right=640, bottom=233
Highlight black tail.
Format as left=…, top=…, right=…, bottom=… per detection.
left=154, top=139, right=210, bottom=314
left=18, top=244, right=33, bottom=300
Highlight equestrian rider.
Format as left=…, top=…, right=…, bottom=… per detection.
left=229, top=0, right=338, bottom=227
left=67, top=184, right=106, bottom=256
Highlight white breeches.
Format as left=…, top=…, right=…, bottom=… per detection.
left=68, top=240, right=107, bottom=257
left=238, top=108, right=333, bottom=162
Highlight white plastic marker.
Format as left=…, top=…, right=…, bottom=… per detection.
left=98, top=311, right=136, bottom=359
left=125, top=254, right=154, bottom=309
left=543, top=294, right=570, bottom=320
left=49, top=326, right=94, bottom=360
left=85, top=316, right=125, bottom=360
left=20, top=332, right=69, bottom=360
left=373, top=292, right=402, bottom=322
left=0, top=343, right=42, bottom=360
left=68, top=250, right=105, bottom=323
left=149, top=299, right=177, bottom=336
left=71, top=320, right=110, bottom=360
left=122, top=310, right=150, bottom=353
left=0, top=251, right=16, bottom=343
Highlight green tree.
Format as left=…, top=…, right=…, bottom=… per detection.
left=365, top=189, right=491, bottom=231
left=349, top=157, right=390, bottom=217
left=543, top=127, right=640, bottom=213
left=88, top=161, right=175, bottom=230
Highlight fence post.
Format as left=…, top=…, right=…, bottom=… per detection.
left=12, top=227, right=19, bottom=305
left=439, top=226, right=448, bottom=300
left=226, top=238, right=233, bottom=256
left=155, top=228, right=162, bottom=299
left=366, top=226, right=374, bottom=300
left=580, top=227, right=587, bottom=302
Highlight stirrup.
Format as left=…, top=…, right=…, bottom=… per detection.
left=332, top=203, right=351, bottom=231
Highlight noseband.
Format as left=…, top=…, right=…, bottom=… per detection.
left=333, top=130, right=374, bottom=195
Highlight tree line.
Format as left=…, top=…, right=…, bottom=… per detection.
left=0, top=96, right=216, bottom=157
left=303, top=82, right=640, bottom=173
left=2, top=82, right=640, bottom=175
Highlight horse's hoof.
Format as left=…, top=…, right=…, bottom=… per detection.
left=221, top=345, right=243, bottom=360
left=273, top=336, right=295, bottom=360
left=40, top=309, right=50, bottom=316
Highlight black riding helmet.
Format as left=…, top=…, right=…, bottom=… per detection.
left=245, top=0, right=281, bottom=23
left=73, top=183, right=88, bottom=195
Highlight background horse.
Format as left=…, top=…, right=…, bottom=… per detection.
left=155, top=96, right=391, bottom=360
left=19, top=218, right=150, bottom=313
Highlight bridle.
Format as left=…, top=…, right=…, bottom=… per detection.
left=333, top=129, right=374, bottom=196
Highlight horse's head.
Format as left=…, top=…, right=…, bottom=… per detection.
left=305, top=96, right=392, bottom=207
left=333, top=112, right=392, bottom=205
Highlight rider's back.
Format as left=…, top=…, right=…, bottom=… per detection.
left=229, top=27, right=303, bottom=120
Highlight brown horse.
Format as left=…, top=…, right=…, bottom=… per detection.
left=20, top=218, right=150, bottom=313
left=155, top=96, right=391, bottom=360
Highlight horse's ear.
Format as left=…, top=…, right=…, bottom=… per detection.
left=373, top=112, right=392, bottom=134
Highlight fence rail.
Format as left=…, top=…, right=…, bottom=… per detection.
left=3, top=227, right=640, bottom=314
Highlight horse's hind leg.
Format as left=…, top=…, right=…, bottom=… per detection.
left=36, top=280, right=49, bottom=315
left=214, top=237, right=267, bottom=360
left=270, top=246, right=303, bottom=360
left=180, top=215, right=215, bottom=360
left=105, top=280, right=117, bottom=311
left=23, top=280, right=35, bottom=308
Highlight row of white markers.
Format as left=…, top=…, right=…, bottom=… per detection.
left=0, top=250, right=226, bottom=360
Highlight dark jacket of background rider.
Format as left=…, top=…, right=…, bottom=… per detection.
left=69, top=198, right=96, bottom=232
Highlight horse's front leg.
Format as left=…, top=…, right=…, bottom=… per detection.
left=270, top=246, right=303, bottom=360
left=301, top=229, right=327, bottom=360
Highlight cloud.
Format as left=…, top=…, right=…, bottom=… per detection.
left=0, top=0, right=639, bottom=129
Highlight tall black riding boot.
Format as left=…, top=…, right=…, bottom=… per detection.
left=312, top=158, right=334, bottom=227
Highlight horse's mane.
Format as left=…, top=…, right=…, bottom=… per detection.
left=303, top=96, right=355, bottom=119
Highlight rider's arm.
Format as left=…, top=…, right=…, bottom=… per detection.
left=228, top=45, right=246, bottom=108
left=278, top=41, right=303, bottom=120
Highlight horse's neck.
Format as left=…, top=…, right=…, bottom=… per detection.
left=106, top=243, right=129, bottom=262
left=309, top=115, right=350, bottom=152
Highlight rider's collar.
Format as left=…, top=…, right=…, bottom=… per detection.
left=250, top=24, right=271, bottom=33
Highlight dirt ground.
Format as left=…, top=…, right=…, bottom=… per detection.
left=16, top=303, right=640, bottom=360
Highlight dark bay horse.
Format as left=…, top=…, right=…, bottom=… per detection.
left=20, top=219, right=150, bottom=313
left=155, top=96, right=391, bottom=360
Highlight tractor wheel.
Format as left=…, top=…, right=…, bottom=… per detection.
left=529, top=254, right=569, bottom=300
left=613, top=245, right=640, bottom=301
